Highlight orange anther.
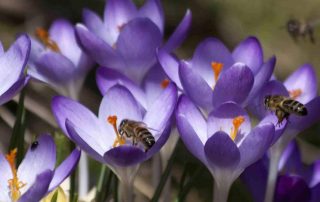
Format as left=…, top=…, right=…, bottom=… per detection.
left=289, top=89, right=302, bottom=99
left=230, top=116, right=245, bottom=141
left=35, top=27, right=60, bottom=52
left=107, top=115, right=126, bottom=147
left=211, top=62, right=224, bottom=82
left=161, top=79, right=170, bottom=89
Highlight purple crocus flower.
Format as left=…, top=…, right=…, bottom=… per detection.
left=0, top=134, right=80, bottom=202
left=175, top=95, right=283, bottom=202
left=27, top=19, right=93, bottom=98
left=51, top=84, right=177, bottom=180
left=0, top=34, right=30, bottom=105
left=75, top=0, right=191, bottom=84
left=158, top=36, right=275, bottom=111
left=242, top=140, right=320, bottom=202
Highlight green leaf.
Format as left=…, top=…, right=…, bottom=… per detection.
left=95, top=165, right=113, bottom=202
left=50, top=191, right=58, bottom=202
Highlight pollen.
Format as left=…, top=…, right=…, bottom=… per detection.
left=230, top=116, right=245, bottom=141
left=211, top=62, right=223, bottom=88
left=35, top=28, right=60, bottom=52
left=289, top=89, right=302, bottom=99
left=5, top=148, right=26, bottom=202
left=161, top=79, right=170, bottom=89
left=107, top=115, right=125, bottom=147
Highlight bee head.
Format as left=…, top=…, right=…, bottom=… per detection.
left=287, top=19, right=300, bottom=33
left=264, top=95, right=271, bottom=107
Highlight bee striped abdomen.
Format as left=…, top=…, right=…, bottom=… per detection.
left=136, top=127, right=155, bottom=148
left=282, top=99, right=308, bottom=115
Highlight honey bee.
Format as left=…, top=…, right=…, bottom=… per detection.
left=264, top=95, right=308, bottom=125
left=286, top=18, right=318, bottom=43
left=118, top=119, right=155, bottom=152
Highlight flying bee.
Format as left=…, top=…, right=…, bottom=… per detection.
left=264, top=95, right=308, bottom=125
left=286, top=18, right=319, bottom=43
left=118, top=119, right=155, bottom=152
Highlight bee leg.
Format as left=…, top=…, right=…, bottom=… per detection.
left=132, top=137, right=136, bottom=146
left=284, top=113, right=290, bottom=124
left=276, top=109, right=285, bottom=126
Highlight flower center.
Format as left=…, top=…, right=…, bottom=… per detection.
left=5, top=148, right=26, bottom=202
left=35, top=28, right=60, bottom=52
left=160, top=79, right=170, bottom=89
left=211, top=62, right=224, bottom=89
left=230, top=116, right=245, bottom=141
left=107, top=115, right=126, bottom=147
left=289, top=89, right=302, bottom=99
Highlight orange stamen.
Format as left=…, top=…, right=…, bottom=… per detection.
left=5, top=148, right=26, bottom=201
left=289, top=89, right=302, bottom=99
left=35, top=27, right=60, bottom=52
left=211, top=62, right=224, bottom=88
left=107, top=115, right=126, bottom=147
left=161, top=79, right=170, bottom=89
left=230, top=116, right=245, bottom=141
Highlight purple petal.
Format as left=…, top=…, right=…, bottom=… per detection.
left=244, top=56, right=276, bottom=106
left=179, top=61, right=214, bottom=111
left=289, top=97, right=320, bottom=132
left=66, top=120, right=105, bottom=162
left=248, top=80, right=289, bottom=119
left=18, top=170, right=54, bottom=202
left=191, top=38, right=234, bottom=87
left=0, top=76, right=29, bottom=105
left=279, top=140, right=302, bottom=173
left=48, top=148, right=81, bottom=192
left=258, top=114, right=287, bottom=145
left=275, top=175, right=311, bottom=202
left=138, top=0, right=164, bottom=33
left=0, top=34, right=30, bottom=95
left=212, top=63, right=254, bottom=108
left=207, top=102, right=251, bottom=144
left=33, top=52, right=76, bottom=85
left=116, top=18, right=162, bottom=83
left=175, top=96, right=207, bottom=163
left=103, top=0, right=137, bottom=41
left=143, top=83, right=177, bottom=139
left=157, top=49, right=182, bottom=89
left=51, top=96, right=102, bottom=140
left=310, top=160, right=320, bottom=187
left=103, top=145, right=145, bottom=167
left=162, top=9, right=192, bottom=52
left=232, top=36, right=263, bottom=75
left=18, top=135, right=56, bottom=191
left=96, top=67, right=147, bottom=110
left=0, top=154, right=12, bottom=201
left=311, top=183, right=320, bottom=202
left=0, top=41, right=4, bottom=55
left=204, top=131, right=240, bottom=168
left=145, top=123, right=171, bottom=159
left=239, top=123, right=274, bottom=168
left=284, top=64, right=317, bottom=104
left=75, top=24, right=125, bottom=69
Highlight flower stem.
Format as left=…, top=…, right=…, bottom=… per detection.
left=213, top=180, right=232, bottom=202
left=119, top=179, right=134, bottom=202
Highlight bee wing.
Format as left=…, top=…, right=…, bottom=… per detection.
left=133, top=121, right=160, bottom=132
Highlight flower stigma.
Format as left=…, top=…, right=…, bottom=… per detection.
left=161, top=79, right=170, bottom=89
left=107, top=115, right=126, bottom=147
left=35, top=28, right=61, bottom=52
left=289, top=89, right=302, bottom=99
left=5, top=148, right=26, bottom=202
left=230, top=116, right=245, bottom=141
left=211, top=62, right=223, bottom=89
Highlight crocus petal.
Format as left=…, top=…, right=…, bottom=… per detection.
left=116, top=18, right=162, bottom=83
left=310, top=160, right=320, bottom=187
left=191, top=38, right=234, bottom=87
left=232, top=36, right=263, bottom=75
left=66, top=120, right=105, bottom=162
left=179, top=61, right=214, bottom=111
left=0, top=41, right=4, bottom=55
left=145, top=123, right=171, bottom=159
left=0, top=76, right=29, bottom=105
left=258, top=114, right=287, bottom=145
left=157, top=49, right=182, bottom=89
left=143, top=83, right=177, bottom=138
left=0, top=154, right=12, bottom=201
left=279, top=140, right=302, bottom=173
left=204, top=131, right=240, bottom=168
left=103, top=0, right=137, bottom=42
left=18, top=170, right=54, bottom=202
left=96, top=67, right=147, bottom=110
left=103, top=145, right=145, bottom=167
left=0, top=34, right=30, bottom=95
left=162, top=9, right=192, bottom=52
left=212, top=63, right=254, bottom=108
left=289, top=97, right=320, bottom=132
left=176, top=96, right=207, bottom=162
left=207, top=102, right=251, bottom=144
left=244, top=56, right=276, bottom=106
left=138, top=0, right=164, bottom=33
left=284, top=64, right=317, bottom=104
left=75, top=24, right=125, bottom=69
left=239, top=123, right=274, bottom=168
left=48, top=148, right=81, bottom=192
left=248, top=80, right=289, bottom=119
left=18, top=135, right=56, bottom=192
left=51, top=96, right=102, bottom=139
left=311, top=183, right=320, bottom=202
